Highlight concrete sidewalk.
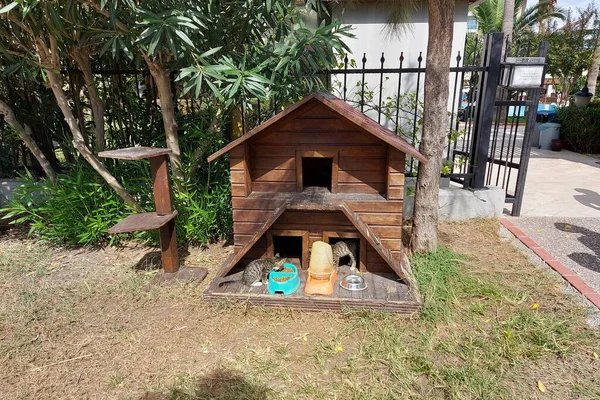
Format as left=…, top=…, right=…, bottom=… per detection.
left=521, top=149, right=600, bottom=217
left=506, top=150, right=600, bottom=310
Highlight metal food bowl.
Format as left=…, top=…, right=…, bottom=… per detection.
left=340, top=274, right=367, bottom=291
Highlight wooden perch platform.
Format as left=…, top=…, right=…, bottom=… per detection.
left=99, top=147, right=172, bottom=160
left=108, top=211, right=178, bottom=234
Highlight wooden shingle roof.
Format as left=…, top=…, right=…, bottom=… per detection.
left=207, top=91, right=427, bottom=163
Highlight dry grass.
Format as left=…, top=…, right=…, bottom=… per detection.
left=0, top=220, right=599, bottom=399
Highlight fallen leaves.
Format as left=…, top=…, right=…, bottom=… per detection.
left=537, top=380, right=546, bottom=392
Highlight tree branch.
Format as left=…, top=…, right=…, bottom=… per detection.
left=7, top=14, right=34, bottom=36
left=79, top=0, right=131, bottom=33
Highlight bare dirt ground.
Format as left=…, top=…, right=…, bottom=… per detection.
left=1, top=221, right=599, bottom=400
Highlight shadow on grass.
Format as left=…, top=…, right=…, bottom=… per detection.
left=140, top=368, right=271, bottom=400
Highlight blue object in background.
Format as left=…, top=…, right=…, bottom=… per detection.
left=508, top=104, right=557, bottom=122
left=508, top=104, right=557, bottom=117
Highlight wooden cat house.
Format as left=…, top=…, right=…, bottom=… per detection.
left=204, top=92, right=427, bottom=313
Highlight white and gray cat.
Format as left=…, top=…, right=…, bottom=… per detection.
left=242, top=255, right=286, bottom=286
left=332, top=240, right=358, bottom=271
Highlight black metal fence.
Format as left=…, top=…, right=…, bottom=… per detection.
left=58, top=45, right=486, bottom=183
left=1, top=32, right=546, bottom=215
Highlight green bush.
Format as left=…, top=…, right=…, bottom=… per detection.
left=1, top=165, right=136, bottom=246
left=174, top=113, right=232, bottom=245
left=554, top=104, right=600, bottom=154
left=1, top=115, right=233, bottom=247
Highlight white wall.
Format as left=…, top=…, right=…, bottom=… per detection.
left=333, top=1, right=468, bottom=69
left=329, top=0, right=470, bottom=133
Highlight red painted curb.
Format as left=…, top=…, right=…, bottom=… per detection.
left=585, top=293, right=600, bottom=309
left=499, top=218, right=600, bottom=310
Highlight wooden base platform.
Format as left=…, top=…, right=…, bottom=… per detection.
left=204, top=269, right=421, bottom=314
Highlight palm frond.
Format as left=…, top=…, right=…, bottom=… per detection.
left=472, top=0, right=566, bottom=35
left=383, top=0, right=420, bottom=38
left=327, top=0, right=420, bottom=38
left=472, top=0, right=501, bottom=33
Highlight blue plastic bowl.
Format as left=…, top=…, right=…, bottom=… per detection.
left=267, top=263, right=300, bottom=295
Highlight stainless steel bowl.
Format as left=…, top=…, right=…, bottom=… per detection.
left=340, top=274, right=367, bottom=291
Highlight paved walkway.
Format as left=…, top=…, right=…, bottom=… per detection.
left=521, top=149, right=600, bottom=217
left=507, top=217, right=600, bottom=298
left=506, top=150, right=600, bottom=310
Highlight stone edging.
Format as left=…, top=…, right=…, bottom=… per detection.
left=499, top=218, right=600, bottom=310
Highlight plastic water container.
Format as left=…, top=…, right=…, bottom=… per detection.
left=538, top=122, right=561, bottom=150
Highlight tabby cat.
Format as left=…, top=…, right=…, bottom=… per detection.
left=242, top=255, right=285, bottom=286
left=332, top=240, right=358, bottom=271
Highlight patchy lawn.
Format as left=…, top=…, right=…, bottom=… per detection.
left=0, top=220, right=599, bottom=399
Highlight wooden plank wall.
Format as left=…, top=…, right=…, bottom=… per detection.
left=250, top=104, right=388, bottom=195
left=229, top=144, right=252, bottom=198
left=232, top=197, right=289, bottom=248
left=234, top=209, right=397, bottom=274
left=387, top=148, right=406, bottom=200
left=344, top=200, right=404, bottom=273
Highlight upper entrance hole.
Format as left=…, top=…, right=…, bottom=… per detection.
left=302, top=157, right=333, bottom=191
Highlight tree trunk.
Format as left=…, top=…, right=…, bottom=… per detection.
left=0, top=99, right=57, bottom=183
left=587, top=29, right=600, bottom=95
left=520, top=0, right=527, bottom=17
left=71, top=49, right=106, bottom=151
left=67, top=69, right=89, bottom=146
left=411, top=0, right=455, bottom=253
left=145, top=58, right=184, bottom=184
left=501, top=0, right=515, bottom=57
left=45, top=69, right=142, bottom=212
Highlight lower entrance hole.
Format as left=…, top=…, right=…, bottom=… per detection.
left=328, top=237, right=360, bottom=269
left=273, top=236, right=303, bottom=267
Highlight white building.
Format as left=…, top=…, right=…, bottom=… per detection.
left=330, top=0, right=471, bottom=70
left=302, top=1, right=475, bottom=132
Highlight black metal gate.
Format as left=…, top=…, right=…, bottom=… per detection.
left=468, top=33, right=548, bottom=216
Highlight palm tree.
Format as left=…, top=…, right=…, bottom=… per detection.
left=472, top=0, right=565, bottom=40
left=502, top=0, right=515, bottom=57
left=587, top=19, right=600, bottom=95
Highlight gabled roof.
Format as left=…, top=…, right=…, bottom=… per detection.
left=207, top=91, right=427, bottom=163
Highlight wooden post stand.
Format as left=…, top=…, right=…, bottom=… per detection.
left=99, top=147, right=207, bottom=282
